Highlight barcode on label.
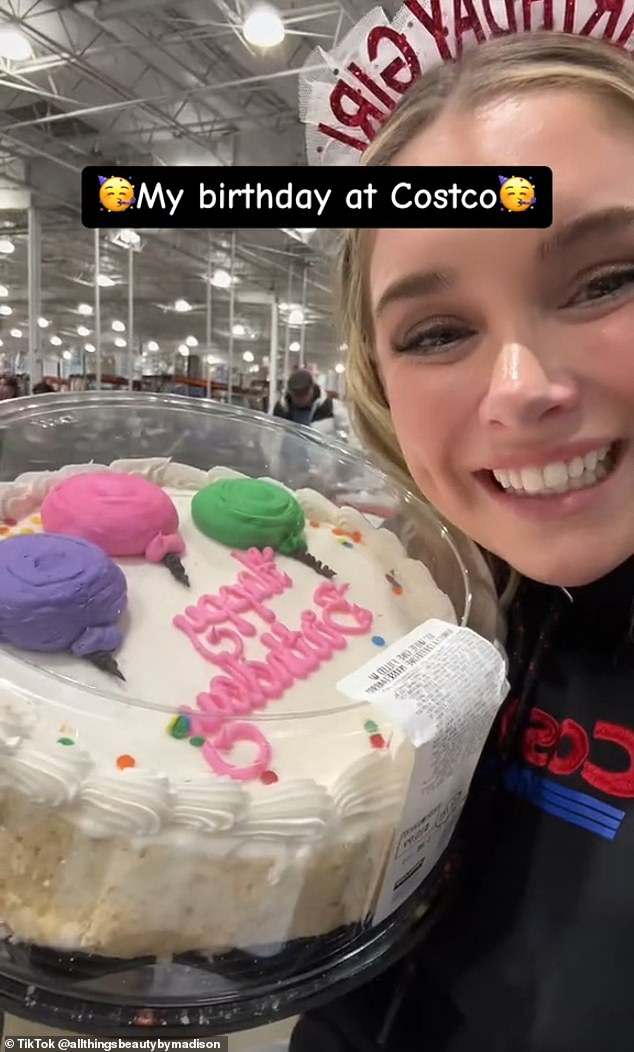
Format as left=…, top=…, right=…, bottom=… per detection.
left=365, top=625, right=453, bottom=694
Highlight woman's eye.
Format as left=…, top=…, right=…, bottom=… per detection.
left=566, top=266, right=634, bottom=307
left=393, top=324, right=474, bottom=357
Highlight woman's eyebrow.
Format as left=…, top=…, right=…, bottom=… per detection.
left=539, top=206, right=634, bottom=260
left=374, top=269, right=455, bottom=318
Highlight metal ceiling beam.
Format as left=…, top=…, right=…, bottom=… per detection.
left=2, top=60, right=325, bottom=129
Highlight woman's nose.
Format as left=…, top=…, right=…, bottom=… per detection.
left=479, top=342, right=579, bottom=429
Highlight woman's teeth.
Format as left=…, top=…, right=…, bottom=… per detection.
left=491, top=444, right=615, bottom=496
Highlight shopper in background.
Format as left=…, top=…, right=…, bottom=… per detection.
left=291, top=29, right=634, bottom=1052
left=0, top=376, right=19, bottom=400
left=273, top=367, right=334, bottom=427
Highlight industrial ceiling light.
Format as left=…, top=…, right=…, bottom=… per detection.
left=0, top=28, right=33, bottom=61
left=178, top=344, right=190, bottom=356
left=62, top=350, right=72, bottom=360
left=114, top=337, right=126, bottom=348
left=97, top=274, right=115, bottom=287
left=147, top=340, right=159, bottom=351
left=210, top=269, right=232, bottom=289
left=49, top=335, right=62, bottom=347
left=0, top=304, right=12, bottom=316
left=0, top=285, right=8, bottom=298
left=289, top=340, right=300, bottom=352
left=232, top=323, right=246, bottom=337
left=174, top=299, right=191, bottom=312
left=112, top=320, right=125, bottom=332
left=335, top=363, right=345, bottom=374
left=10, top=327, right=22, bottom=338
left=185, top=335, right=198, bottom=347
left=84, top=343, right=96, bottom=353
left=243, top=4, right=285, bottom=48
left=78, top=302, right=93, bottom=316
left=113, top=229, right=141, bottom=248
left=288, top=307, right=304, bottom=326
left=77, top=325, right=90, bottom=337
left=242, top=351, right=254, bottom=363
left=0, top=238, right=14, bottom=254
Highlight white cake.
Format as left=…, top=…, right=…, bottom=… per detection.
left=0, top=458, right=455, bottom=958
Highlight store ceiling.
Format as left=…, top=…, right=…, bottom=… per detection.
left=0, top=0, right=397, bottom=374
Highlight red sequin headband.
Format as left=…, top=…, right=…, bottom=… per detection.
left=299, top=0, right=633, bottom=165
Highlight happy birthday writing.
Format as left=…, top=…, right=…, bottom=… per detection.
left=173, top=546, right=373, bottom=781
left=317, top=0, right=633, bottom=154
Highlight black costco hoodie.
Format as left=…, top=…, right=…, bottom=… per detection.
left=291, top=557, right=634, bottom=1052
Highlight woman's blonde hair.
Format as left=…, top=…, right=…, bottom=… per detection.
left=338, top=30, right=634, bottom=603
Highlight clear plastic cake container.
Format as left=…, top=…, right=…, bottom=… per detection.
left=0, top=392, right=482, bottom=979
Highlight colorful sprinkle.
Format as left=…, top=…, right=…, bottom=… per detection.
left=19, top=527, right=34, bottom=535
left=0, top=527, right=9, bottom=536
left=392, top=585, right=403, bottom=596
left=370, top=733, right=386, bottom=749
left=190, top=736, right=205, bottom=748
left=30, top=515, right=42, bottom=525
left=372, top=635, right=386, bottom=647
left=3, top=518, right=16, bottom=527
left=57, top=737, right=74, bottom=746
left=116, top=754, right=136, bottom=770
left=261, top=769, right=279, bottom=785
left=167, top=714, right=191, bottom=739
left=364, top=720, right=379, bottom=734
left=352, top=531, right=362, bottom=543
left=332, top=527, right=345, bottom=536
left=309, top=519, right=321, bottom=529
left=342, top=541, right=353, bottom=549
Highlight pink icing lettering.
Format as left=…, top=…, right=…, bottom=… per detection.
left=197, top=677, right=252, bottom=719
left=174, top=548, right=376, bottom=781
left=210, top=652, right=285, bottom=706
left=173, top=550, right=293, bottom=650
left=300, top=609, right=348, bottom=655
left=173, top=616, right=249, bottom=664
left=260, top=621, right=321, bottom=677
left=322, top=599, right=374, bottom=636
left=313, top=580, right=349, bottom=608
left=206, top=627, right=245, bottom=661
left=231, top=546, right=293, bottom=591
left=235, top=571, right=277, bottom=622
left=202, top=722, right=272, bottom=781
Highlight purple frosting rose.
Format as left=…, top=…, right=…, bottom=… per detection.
left=0, top=533, right=127, bottom=656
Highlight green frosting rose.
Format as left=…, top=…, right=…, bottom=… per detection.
left=191, top=478, right=306, bottom=555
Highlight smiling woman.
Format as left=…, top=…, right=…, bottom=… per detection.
left=343, top=42, right=634, bottom=590
left=291, top=28, right=634, bottom=1052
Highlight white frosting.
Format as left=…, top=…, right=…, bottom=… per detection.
left=0, top=458, right=456, bottom=848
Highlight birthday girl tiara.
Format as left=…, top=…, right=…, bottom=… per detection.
left=298, top=0, right=633, bottom=166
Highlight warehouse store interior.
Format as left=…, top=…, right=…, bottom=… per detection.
left=0, top=0, right=356, bottom=409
